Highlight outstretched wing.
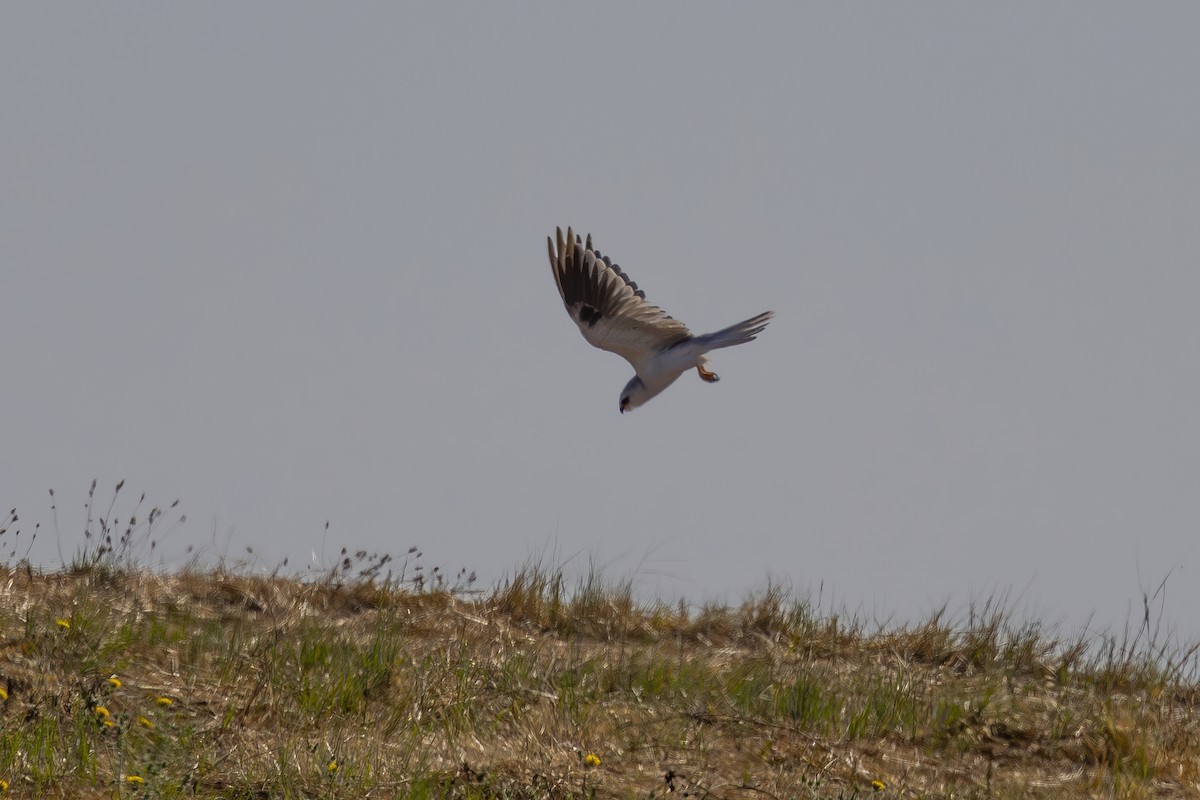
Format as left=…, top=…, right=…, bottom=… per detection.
left=547, top=226, right=691, bottom=373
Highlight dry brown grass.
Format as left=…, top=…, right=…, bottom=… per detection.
left=0, top=559, right=1198, bottom=799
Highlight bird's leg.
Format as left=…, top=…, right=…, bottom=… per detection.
left=696, top=365, right=720, bottom=383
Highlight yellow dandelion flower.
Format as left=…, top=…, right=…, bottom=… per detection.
left=95, top=706, right=111, bottom=718
left=327, top=759, right=339, bottom=773
left=137, top=716, right=153, bottom=728
left=126, top=774, right=144, bottom=784
left=103, top=719, right=116, bottom=729
left=155, top=696, right=173, bottom=707
left=0, top=687, right=8, bottom=701
left=872, top=779, right=886, bottom=791
left=584, top=753, right=601, bottom=767
left=55, top=618, right=71, bottom=630
left=0, top=778, right=8, bottom=792
left=108, top=675, right=122, bottom=688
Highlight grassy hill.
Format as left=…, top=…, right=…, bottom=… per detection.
left=1, top=552, right=1197, bottom=799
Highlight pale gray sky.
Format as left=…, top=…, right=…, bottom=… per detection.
left=3, top=4, right=1198, bottom=639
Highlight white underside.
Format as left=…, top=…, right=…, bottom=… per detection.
left=634, top=341, right=711, bottom=400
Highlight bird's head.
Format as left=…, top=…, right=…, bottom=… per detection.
left=619, top=376, right=649, bottom=414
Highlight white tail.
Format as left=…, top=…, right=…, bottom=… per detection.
left=693, top=311, right=774, bottom=350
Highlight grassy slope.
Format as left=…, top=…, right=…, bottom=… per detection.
left=0, top=561, right=1198, bottom=800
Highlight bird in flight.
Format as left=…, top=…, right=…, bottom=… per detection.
left=547, top=226, right=774, bottom=413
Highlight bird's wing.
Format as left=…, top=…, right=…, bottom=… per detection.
left=547, top=226, right=691, bottom=373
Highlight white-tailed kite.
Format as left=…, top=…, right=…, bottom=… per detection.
left=547, top=226, right=774, bottom=413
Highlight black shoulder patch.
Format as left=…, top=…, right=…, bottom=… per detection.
left=577, top=304, right=603, bottom=326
